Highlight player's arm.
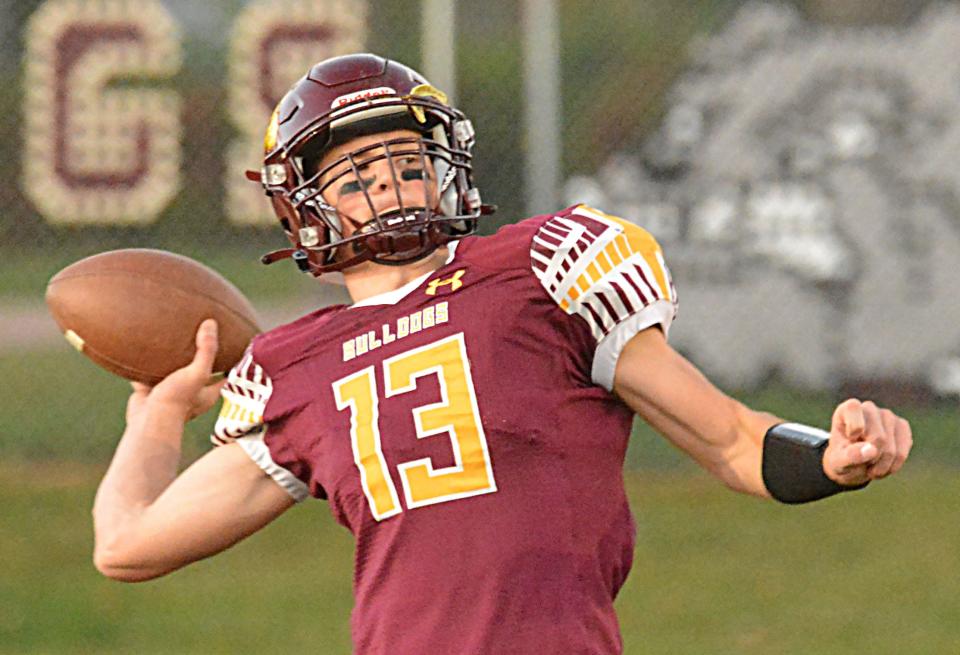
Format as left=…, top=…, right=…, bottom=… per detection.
left=93, top=320, right=295, bottom=582
left=531, top=206, right=911, bottom=500
left=612, top=326, right=913, bottom=499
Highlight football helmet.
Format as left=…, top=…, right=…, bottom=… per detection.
left=256, top=53, right=493, bottom=276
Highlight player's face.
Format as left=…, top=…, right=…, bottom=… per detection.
left=316, top=129, right=439, bottom=238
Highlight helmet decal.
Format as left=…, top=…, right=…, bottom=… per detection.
left=264, top=105, right=281, bottom=153
left=408, top=84, right=448, bottom=124
left=331, top=86, right=397, bottom=109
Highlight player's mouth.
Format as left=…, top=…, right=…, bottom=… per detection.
left=377, top=209, right=424, bottom=230
left=350, top=207, right=440, bottom=265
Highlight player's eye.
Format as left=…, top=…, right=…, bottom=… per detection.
left=339, top=176, right=374, bottom=196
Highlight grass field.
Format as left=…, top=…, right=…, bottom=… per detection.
left=3, top=348, right=959, bottom=653
left=1, top=462, right=957, bottom=654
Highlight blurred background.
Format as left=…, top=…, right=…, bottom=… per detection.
left=1, top=1, right=958, bottom=653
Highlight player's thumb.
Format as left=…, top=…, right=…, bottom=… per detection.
left=830, top=440, right=879, bottom=476
left=191, top=318, right=219, bottom=374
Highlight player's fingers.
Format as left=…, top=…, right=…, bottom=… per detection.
left=833, top=440, right=878, bottom=474
left=189, top=378, right=228, bottom=420
left=190, top=319, right=219, bottom=374
left=864, top=408, right=897, bottom=478
left=201, top=377, right=227, bottom=395
left=887, top=415, right=913, bottom=476
left=125, top=381, right=153, bottom=424
left=130, top=381, right=152, bottom=394
left=832, top=398, right=866, bottom=443
left=860, top=403, right=894, bottom=478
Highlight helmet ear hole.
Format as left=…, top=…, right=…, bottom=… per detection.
left=299, top=135, right=329, bottom=180
left=302, top=159, right=320, bottom=182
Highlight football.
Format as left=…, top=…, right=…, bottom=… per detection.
left=45, top=249, right=262, bottom=385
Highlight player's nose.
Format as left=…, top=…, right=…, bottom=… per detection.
left=367, top=161, right=420, bottom=206
left=368, top=159, right=403, bottom=192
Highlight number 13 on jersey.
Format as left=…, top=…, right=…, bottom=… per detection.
left=333, top=333, right=498, bottom=521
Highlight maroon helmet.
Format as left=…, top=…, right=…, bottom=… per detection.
left=256, top=53, right=493, bottom=277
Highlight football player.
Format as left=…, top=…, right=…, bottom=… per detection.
left=93, top=54, right=912, bottom=654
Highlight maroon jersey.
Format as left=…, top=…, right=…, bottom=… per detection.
left=214, top=205, right=677, bottom=654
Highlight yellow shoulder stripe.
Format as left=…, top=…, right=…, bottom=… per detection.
left=576, top=206, right=671, bottom=301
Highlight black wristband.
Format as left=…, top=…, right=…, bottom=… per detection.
left=761, top=423, right=868, bottom=504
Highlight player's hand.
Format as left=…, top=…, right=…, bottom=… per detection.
left=822, top=398, right=912, bottom=486
left=126, top=319, right=226, bottom=424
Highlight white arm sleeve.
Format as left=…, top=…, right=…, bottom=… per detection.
left=212, top=350, right=308, bottom=501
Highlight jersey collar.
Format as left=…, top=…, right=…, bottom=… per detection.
left=349, top=241, right=460, bottom=309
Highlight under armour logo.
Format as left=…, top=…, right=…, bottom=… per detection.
left=425, top=269, right=466, bottom=295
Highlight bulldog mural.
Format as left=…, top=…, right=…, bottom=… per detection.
left=567, top=2, right=960, bottom=397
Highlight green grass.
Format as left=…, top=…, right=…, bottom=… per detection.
left=0, top=462, right=956, bottom=654
left=619, top=468, right=960, bottom=654
left=0, top=347, right=212, bottom=462
left=0, top=461, right=355, bottom=655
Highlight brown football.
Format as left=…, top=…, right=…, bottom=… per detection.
left=45, top=249, right=262, bottom=385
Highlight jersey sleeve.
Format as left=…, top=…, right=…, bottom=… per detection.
left=212, top=348, right=309, bottom=501
left=530, top=204, right=679, bottom=391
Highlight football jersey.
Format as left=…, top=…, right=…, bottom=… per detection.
left=213, top=204, right=677, bottom=654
